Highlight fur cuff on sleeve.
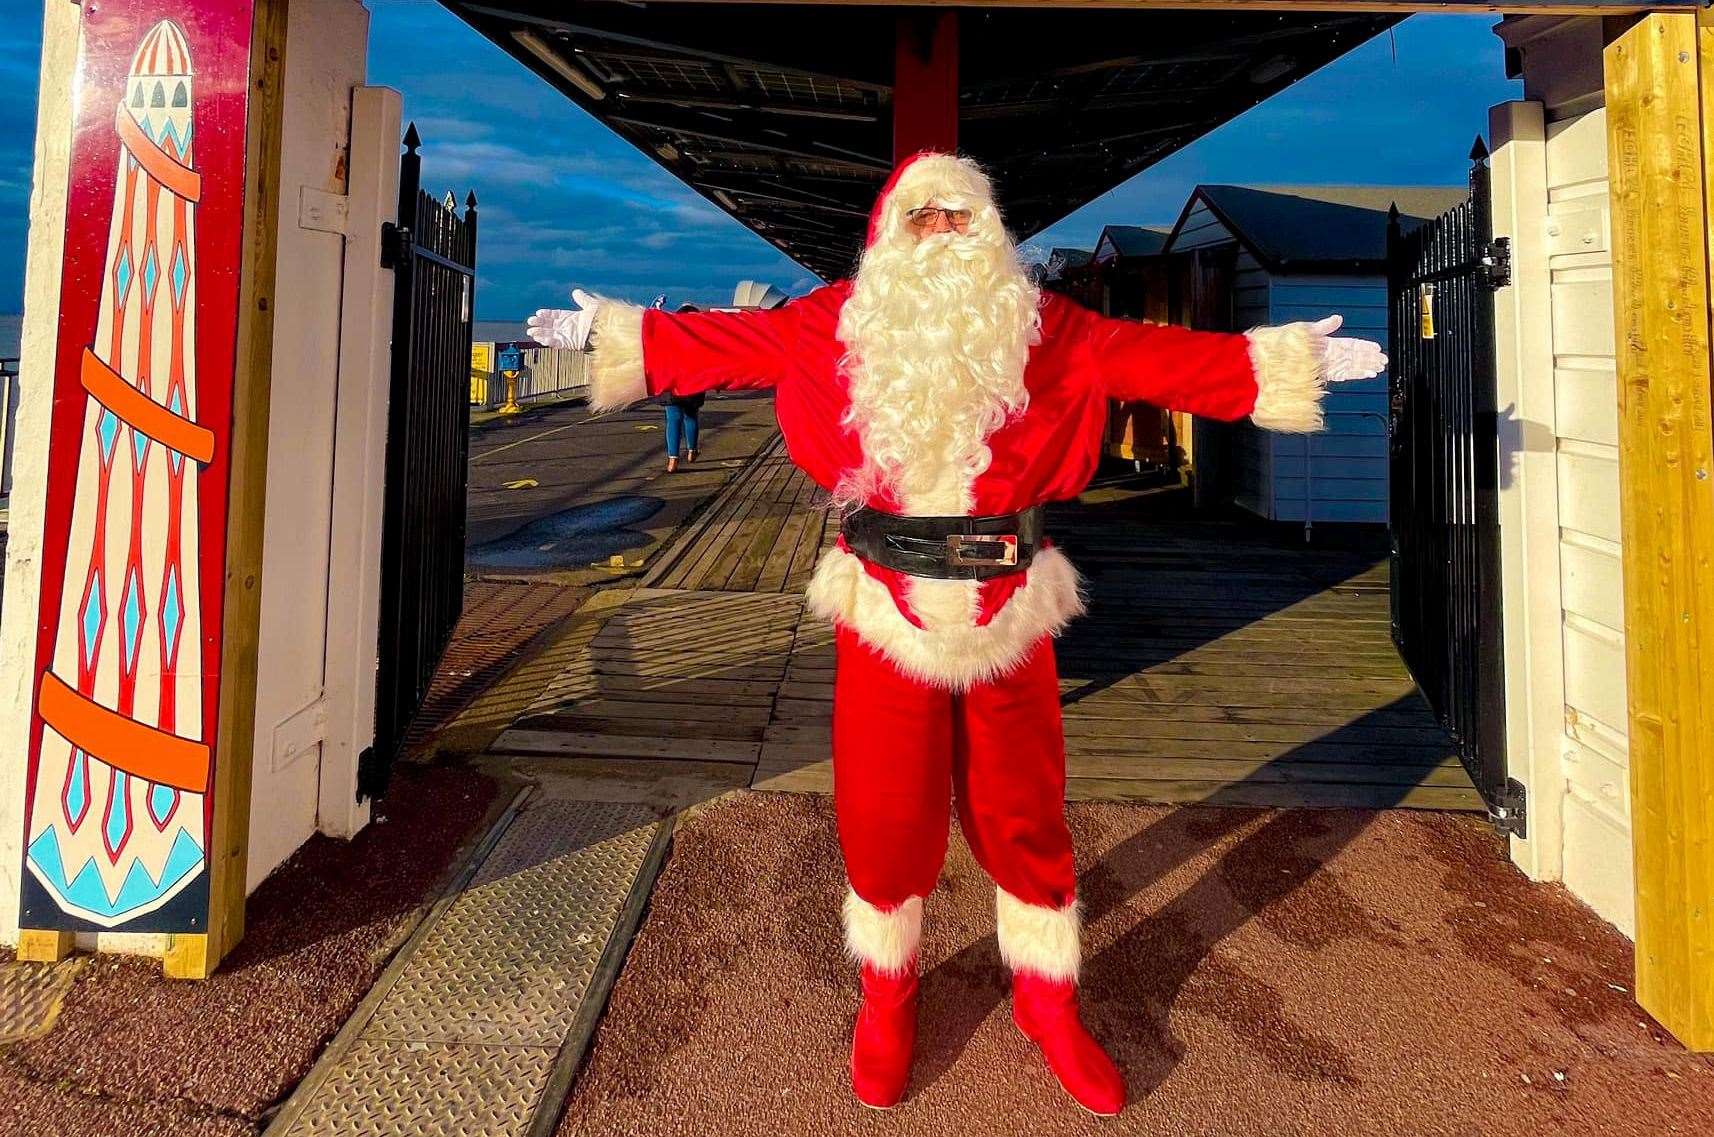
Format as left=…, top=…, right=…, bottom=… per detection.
left=588, top=301, right=648, bottom=412
left=1245, top=323, right=1327, bottom=433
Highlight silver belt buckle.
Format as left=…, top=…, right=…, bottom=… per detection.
left=946, top=533, right=1019, bottom=567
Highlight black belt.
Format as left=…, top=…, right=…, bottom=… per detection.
left=840, top=506, right=1044, bottom=580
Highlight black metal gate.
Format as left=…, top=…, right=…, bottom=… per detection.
left=1386, top=141, right=1521, bottom=834
left=366, top=124, right=477, bottom=799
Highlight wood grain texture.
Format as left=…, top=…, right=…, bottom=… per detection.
left=1603, top=10, right=1714, bottom=1049
left=168, top=0, right=290, bottom=981
left=500, top=437, right=1478, bottom=813
left=15, top=929, right=75, bottom=963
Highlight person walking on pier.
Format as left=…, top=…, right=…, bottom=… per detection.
left=527, top=151, right=1382, bottom=1116
left=662, top=303, right=705, bottom=473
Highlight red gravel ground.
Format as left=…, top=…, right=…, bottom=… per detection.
left=560, top=792, right=1714, bottom=1137
left=1, top=764, right=497, bottom=1137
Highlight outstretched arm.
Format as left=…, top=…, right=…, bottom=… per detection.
left=1067, top=302, right=1385, bottom=432
left=529, top=290, right=799, bottom=412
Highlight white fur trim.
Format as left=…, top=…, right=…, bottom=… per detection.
left=844, top=890, right=923, bottom=974
left=995, top=888, right=1082, bottom=984
left=806, top=543, right=1085, bottom=691
left=1245, top=322, right=1327, bottom=433
left=588, top=300, right=647, bottom=412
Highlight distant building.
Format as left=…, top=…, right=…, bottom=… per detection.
left=1164, top=184, right=1466, bottom=525
left=1042, top=247, right=1092, bottom=283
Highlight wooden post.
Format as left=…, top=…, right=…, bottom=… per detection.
left=164, top=0, right=290, bottom=979
left=1603, top=10, right=1714, bottom=1051
left=893, top=9, right=958, bottom=161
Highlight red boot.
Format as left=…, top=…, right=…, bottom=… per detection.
left=1012, top=972, right=1126, bottom=1115
left=851, top=962, right=918, bottom=1108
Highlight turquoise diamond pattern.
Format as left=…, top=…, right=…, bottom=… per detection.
left=142, top=244, right=160, bottom=303
left=105, top=771, right=132, bottom=856
left=149, top=783, right=177, bottom=829
left=132, top=424, right=149, bottom=471
left=168, top=387, right=186, bottom=473
left=161, top=565, right=183, bottom=662
left=97, top=409, right=120, bottom=464
left=113, top=246, right=133, bottom=304
left=79, top=570, right=105, bottom=666
left=120, top=568, right=144, bottom=673
left=171, top=244, right=188, bottom=308
left=66, top=752, right=89, bottom=827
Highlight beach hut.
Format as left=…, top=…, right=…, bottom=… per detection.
left=1160, top=184, right=1467, bottom=528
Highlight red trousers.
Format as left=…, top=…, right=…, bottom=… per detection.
left=832, top=626, right=1078, bottom=916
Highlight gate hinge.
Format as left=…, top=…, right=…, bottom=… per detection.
left=1491, top=776, right=1527, bottom=839
left=380, top=221, right=412, bottom=270
left=1480, top=237, right=1512, bottom=289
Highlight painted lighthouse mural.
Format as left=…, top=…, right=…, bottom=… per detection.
left=21, top=14, right=236, bottom=933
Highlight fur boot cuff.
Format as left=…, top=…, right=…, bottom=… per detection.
left=996, top=888, right=1082, bottom=984
left=844, top=890, right=923, bottom=975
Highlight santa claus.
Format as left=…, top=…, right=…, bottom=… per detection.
left=529, top=151, right=1384, bottom=1114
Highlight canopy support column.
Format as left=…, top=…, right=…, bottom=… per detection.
left=893, top=9, right=958, bottom=162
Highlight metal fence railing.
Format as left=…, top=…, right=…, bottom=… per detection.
left=2, top=356, right=19, bottom=500
left=1386, top=140, right=1518, bottom=834
left=469, top=346, right=589, bottom=411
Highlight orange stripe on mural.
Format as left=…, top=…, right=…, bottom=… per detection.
left=114, top=101, right=202, bottom=203
left=81, top=348, right=215, bottom=464
left=37, top=672, right=210, bottom=793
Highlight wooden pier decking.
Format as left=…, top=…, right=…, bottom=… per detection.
left=492, top=436, right=1480, bottom=811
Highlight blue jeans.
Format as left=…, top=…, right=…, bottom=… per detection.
left=665, top=403, right=700, bottom=456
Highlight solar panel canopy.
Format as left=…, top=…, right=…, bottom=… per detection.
left=442, top=2, right=1473, bottom=279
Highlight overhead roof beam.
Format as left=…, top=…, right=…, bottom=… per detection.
left=653, top=0, right=1685, bottom=13
left=700, top=183, right=872, bottom=217
left=608, top=114, right=890, bottom=173
left=605, top=92, right=880, bottom=123
left=461, top=4, right=890, bottom=93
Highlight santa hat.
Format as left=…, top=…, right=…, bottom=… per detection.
left=864, top=151, right=1000, bottom=248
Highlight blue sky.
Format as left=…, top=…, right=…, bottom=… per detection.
left=1, top=3, right=1518, bottom=318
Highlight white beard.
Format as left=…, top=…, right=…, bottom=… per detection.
left=836, top=225, right=1040, bottom=516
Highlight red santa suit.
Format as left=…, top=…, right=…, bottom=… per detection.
left=576, top=152, right=1333, bottom=1113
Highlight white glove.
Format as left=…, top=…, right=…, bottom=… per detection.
left=526, top=288, right=602, bottom=350
left=1302, top=314, right=1386, bottom=382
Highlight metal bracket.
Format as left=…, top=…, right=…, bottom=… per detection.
left=379, top=221, right=411, bottom=270
left=1480, top=237, right=1512, bottom=289
left=1490, top=776, right=1527, bottom=839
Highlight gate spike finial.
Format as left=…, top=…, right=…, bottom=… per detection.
left=1468, top=135, right=1489, bottom=162
left=466, top=190, right=478, bottom=210
left=402, top=122, right=421, bottom=153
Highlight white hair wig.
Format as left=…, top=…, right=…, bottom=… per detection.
left=835, top=153, right=1041, bottom=514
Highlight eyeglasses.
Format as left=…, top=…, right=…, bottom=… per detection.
left=905, top=206, right=973, bottom=231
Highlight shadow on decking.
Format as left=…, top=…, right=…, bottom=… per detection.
left=1046, top=483, right=1475, bottom=810
left=488, top=450, right=1476, bottom=815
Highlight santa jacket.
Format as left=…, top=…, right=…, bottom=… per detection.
left=581, top=275, right=1324, bottom=690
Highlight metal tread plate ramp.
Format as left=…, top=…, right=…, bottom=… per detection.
left=266, top=794, right=672, bottom=1137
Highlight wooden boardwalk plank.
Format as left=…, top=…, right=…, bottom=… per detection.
left=496, top=434, right=1479, bottom=812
